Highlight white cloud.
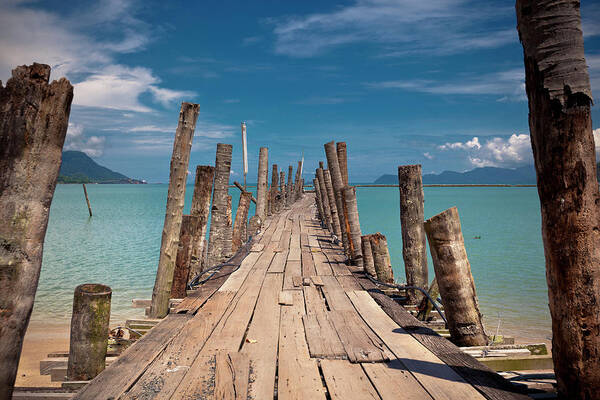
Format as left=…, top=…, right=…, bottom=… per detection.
left=65, top=123, right=106, bottom=157
left=423, top=152, right=434, bottom=160
left=270, top=0, right=515, bottom=57
left=593, top=129, right=600, bottom=154
left=195, top=121, right=236, bottom=139
left=127, top=125, right=176, bottom=133
left=439, top=134, right=532, bottom=168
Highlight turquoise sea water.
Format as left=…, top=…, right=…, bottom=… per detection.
left=32, top=184, right=550, bottom=341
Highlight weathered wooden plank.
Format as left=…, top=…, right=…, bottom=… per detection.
left=279, top=230, right=291, bottom=251
left=214, top=352, right=250, bottom=400
left=321, top=248, right=352, bottom=276
left=73, top=314, right=191, bottom=400
left=291, top=276, right=303, bottom=288
left=169, top=355, right=214, bottom=399
left=278, top=291, right=326, bottom=400
left=320, top=275, right=355, bottom=312
left=268, top=251, right=288, bottom=273
left=312, top=251, right=333, bottom=276
left=302, top=313, right=346, bottom=359
left=288, top=247, right=301, bottom=261
left=217, top=252, right=262, bottom=293
left=320, top=360, right=379, bottom=400
left=301, top=250, right=317, bottom=276
left=250, top=243, right=265, bottom=252
left=279, top=290, right=294, bottom=306
left=175, top=265, right=236, bottom=314
left=241, top=273, right=283, bottom=400
left=283, top=260, right=302, bottom=290
left=362, top=360, right=434, bottom=400
left=335, top=275, right=362, bottom=291
left=347, top=290, right=485, bottom=400
left=310, top=276, right=324, bottom=287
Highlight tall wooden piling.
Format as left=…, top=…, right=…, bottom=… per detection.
left=207, top=143, right=233, bottom=269
left=517, top=2, right=600, bottom=396
left=149, top=102, right=199, bottom=319
left=324, top=141, right=350, bottom=257
left=313, top=178, right=325, bottom=222
left=343, top=186, right=362, bottom=266
left=337, top=142, right=349, bottom=186
left=256, top=147, right=269, bottom=220
left=189, top=165, right=215, bottom=278
left=424, top=207, right=487, bottom=347
left=67, top=284, right=112, bottom=381
left=286, top=165, right=293, bottom=207
left=369, top=233, right=394, bottom=284
left=361, top=234, right=377, bottom=278
left=226, top=195, right=233, bottom=251
left=295, top=161, right=302, bottom=200
left=0, top=64, right=73, bottom=397
left=316, top=168, right=334, bottom=232
left=279, top=170, right=285, bottom=211
left=398, top=164, right=428, bottom=304
left=82, top=184, right=92, bottom=217
left=270, top=164, right=279, bottom=215
left=171, top=215, right=198, bottom=299
left=233, top=191, right=252, bottom=252
left=323, top=170, right=343, bottom=239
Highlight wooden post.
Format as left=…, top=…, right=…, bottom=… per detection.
left=286, top=165, right=293, bottom=207
left=417, top=278, right=439, bottom=322
left=226, top=195, right=233, bottom=252
left=323, top=169, right=343, bottom=239
left=369, top=233, right=394, bottom=284
left=398, top=165, right=428, bottom=304
left=319, top=161, right=324, bottom=169
left=517, top=2, right=600, bottom=397
left=256, top=147, right=269, bottom=220
left=324, top=141, right=351, bottom=257
left=361, top=234, right=377, bottom=278
left=294, top=160, right=302, bottom=200
left=233, top=191, right=252, bottom=253
left=279, top=171, right=285, bottom=211
left=270, top=164, right=278, bottom=215
left=82, top=184, right=92, bottom=217
left=149, top=102, right=199, bottom=319
left=337, top=142, right=349, bottom=185
left=313, top=178, right=325, bottom=222
left=248, top=215, right=262, bottom=238
left=0, top=64, right=73, bottom=397
left=67, top=284, right=112, bottom=381
left=189, top=165, right=215, bottom=279
left=424, top=207, right=487, bottom=347
left=316, top=168, right=334, bottom=233
left=343, top=186, right=362, bottom=266
left=207, top=143, right=233, bottom=269
left=171, top=215, right=198, bottom=299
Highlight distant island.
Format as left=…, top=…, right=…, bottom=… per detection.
left=58, top=151, right=146, bottom=184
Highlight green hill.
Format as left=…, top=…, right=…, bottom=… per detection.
left=58, top=151, right=145, bottom=184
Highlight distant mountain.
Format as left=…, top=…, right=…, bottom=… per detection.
left=58, top=151, right=145, bottom=184
left=374, top=165, right=537, bottom=185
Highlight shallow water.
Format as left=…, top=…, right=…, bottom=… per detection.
left=32, top=184, right=550, bottom=341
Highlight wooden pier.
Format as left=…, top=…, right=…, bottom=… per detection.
left=72, top=194, right=526, bottom=400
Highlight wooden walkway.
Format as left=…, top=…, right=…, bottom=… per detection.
left=74, top=194, right=527, bottom=400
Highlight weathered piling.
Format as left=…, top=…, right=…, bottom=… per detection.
left=270, top=164, right=279, bottom=215
left=343, top=186, right=362, bottom=266
left=424, top=207, right=487, bottom=347
left=248, top=215, right=262, bottom=237
left=82, top=184, right=92, bottom=217
left=313, top=178, right=325, bottom=222
left=337, top=142, right=349, bottom=185
left=171, top=215, right=198, bottom=299
left=189, top=165, right=215, bottom=278
left=324, top=141, right=350, bottom=257
left=207, top=143, right=233, bottom=268
left=398, top=164, right=428, bottom=304
left=369, top=233, right=394, bottom=284
left=0, top=64, right=73, bottom=397
left=517, top=2, right=600, bottom=396
left=233, top=191, right=252, bottom=252
left=361, top=234, right=377, bottom=278
left=67, top=284, right=112, bottom=381
left=256, top=147, right=269, bottom=220
left=286, top=165, right=293, bottom=207
left=226, top=194, right=233, bottom=242
left=149, top=102, right=199, bottom=319
left=295, top=160, right=302, bottom=200
left=323, top=169, right=343, bottom=239
left=316, top=168, right=334, bottom=232
left=279, top=170, right=285, bottom=211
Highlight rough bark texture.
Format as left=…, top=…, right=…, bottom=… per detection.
left=256, top=147, right=269, bottom=220
left=516, top=1, right=600, bottom=397
left=207, top=143, right=233, bottom=268
left=279, top=171, right=285, bottom=211
left=0, top=63, right=73, bottom=398
left=398, top=164, right=428, bottom=304
left=149, top=103, right=199, bottom=318
left=232, top=191, right=252, bottom=253
left=286, top=165, right=293, bottom=207
left=361, top=235, right=377, bottom=278
left=343, top=186, right=362, bottom=266
left=67, top=284, right=112, bottom=381
left=189, top=165, right=215, bottom=279
left=247, top=215, right=262, bottom=238
left=270, top=164, right=278, bottom=215
left=424, top=207, right=487, bottom=347
left=324, top=141, right=350, bottom=257
left=316, top=168, right=334, bottom=233
left=369, top=233, right=394, bottom=284
left=294, top=161, right=302, bottom=201
left=336, top=142, right=349, bottom=186
left=323, top=170, right=343, bottom=239
left=313, top=179, right=325, bottom=222
left=171, top=215, right=198, bottom=299
left=225, top=195, right=233, bottom=256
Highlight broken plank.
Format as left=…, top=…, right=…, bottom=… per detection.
left=320, top=360, right=379, bottom=400
left=302, top=313, right=346, bottom=359
left=283, top=260, right=302, bottom=290
left=292, top=276, right=303, bottom=288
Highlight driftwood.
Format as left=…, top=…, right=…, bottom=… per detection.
left=516, top=1, right=600, bottom=397
left=397, top=164, right=428, bottom=304
left=0, top=63, right=73, bottom=398
left=149, top=102, right=199, bottom=318
left=256, top=147, right=269, bottom=220
left=424, top=207, right=487, bottom=347
left=189, top=165, right=215, bottom=278
left=67, top=284, right=112, bottom=381
left=207, top=143, right=233, bottom=268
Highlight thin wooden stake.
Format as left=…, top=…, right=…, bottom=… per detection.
left=82, top=184, right=92, bottom=217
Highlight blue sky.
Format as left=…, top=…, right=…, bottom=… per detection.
left=2, top=0, right=599, bottom=182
